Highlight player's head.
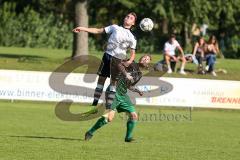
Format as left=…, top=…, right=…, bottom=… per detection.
left=123, top=12, right=137, bottom=28
left=139, top=54, right=152, bottom=68
left=169, top=34, right=176, bottom=44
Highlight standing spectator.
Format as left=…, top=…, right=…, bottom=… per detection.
left=191, top=23, right=201, bottom=42
left=200, top=24, right=208, bottom=36
left=192, top=37, right=206, bottom=74
left=205, top=35, right=219, bottom=76
left=164, top=34, right=186, bottom=75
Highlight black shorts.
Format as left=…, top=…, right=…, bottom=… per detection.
left=97, top=53, right=112, bottom=77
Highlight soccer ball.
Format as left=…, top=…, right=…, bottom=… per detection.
left=139, top=18, right=154, bottom=32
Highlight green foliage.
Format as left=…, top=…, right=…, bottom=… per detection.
left=0, top=2, right=73, bottom=49
left=137, top=38, right=154, bottom=53
left=224, top=35, right=240, bottom=58
left=0, top=0, right=239, bottom=58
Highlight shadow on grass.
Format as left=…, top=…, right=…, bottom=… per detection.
left=0, top=53, right=46, bottom=59
left=0, top=53, right=47, bottom=63
left=3, top=135, right=83, bottom=141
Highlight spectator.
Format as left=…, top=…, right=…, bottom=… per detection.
left=200, top=24, right=208, bottom=36
left=191, top=23, right=201, bottom=42
left=192, top=37, right=206, bottom=74
left=205, top=35, right=219, bottom=76
left=164, top=34, right=186, bottom=75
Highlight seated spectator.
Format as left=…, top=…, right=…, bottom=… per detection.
left=164, top=34, right=186, bottom=75
left=192, top=37, right=206, bottom=74
left=205, top=35, right=219, bottom=76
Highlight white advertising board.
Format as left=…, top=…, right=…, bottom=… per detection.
left=0, top=70, right=239, bottom=109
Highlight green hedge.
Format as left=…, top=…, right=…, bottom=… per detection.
left=0, top=2, right=73, bottom=49
left=0, top=2, right=239, bottom=58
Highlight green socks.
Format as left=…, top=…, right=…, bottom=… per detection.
left=88, top=117, right=108, bottom=135
left=125, top=120, right=136, bottom=140
left=87, top=117, right=136, bottom=140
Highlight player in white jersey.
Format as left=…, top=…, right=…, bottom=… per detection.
left=72, top=12, right=137, bottom=109
left=163, top=34, right=186, bottom=75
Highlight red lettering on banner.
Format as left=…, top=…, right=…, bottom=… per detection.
left=211, top=97, right=240, bottom=104
left=226, top=98, right=232, bottom=103
left=211, top=97, right=216, bottom=103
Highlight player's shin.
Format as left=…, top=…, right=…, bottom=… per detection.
left=105, top=85, right=116, bottom=109
left=87, top=116, right=108, bottom=135
left=92, top=84, right=104, bottom=106
left=125, top=117, right=137, bottom=141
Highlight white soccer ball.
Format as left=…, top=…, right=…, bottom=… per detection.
left=139, top=18, right=154, bottom=32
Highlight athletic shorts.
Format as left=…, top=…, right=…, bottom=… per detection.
left=97, top=53, right=112, bottom=77
left=111, top=93, right=135, bottom=113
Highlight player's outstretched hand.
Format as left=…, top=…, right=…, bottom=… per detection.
left=72, top=27, right=81, bottom=33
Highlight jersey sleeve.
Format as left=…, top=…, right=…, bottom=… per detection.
left=163, top=42, right=168, bottom=54
left=104, top=25, right=116, bottom=34
left=130, top=37, right=137, bottom=50
left=174, top=40, right=180, bottom=47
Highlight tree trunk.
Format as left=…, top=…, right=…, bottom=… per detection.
left=72, top=0, right=88, bottom=58
left=162, top=18, right=168, bottom=34
left=183, top=22, right=190, bottom=48
left=217, top=11, right=225, bottom=59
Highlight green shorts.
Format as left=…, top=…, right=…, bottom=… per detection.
left=111, top=93, right=135, bottom=113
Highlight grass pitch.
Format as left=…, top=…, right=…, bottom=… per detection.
left=0, top=100, right=240, bottom=160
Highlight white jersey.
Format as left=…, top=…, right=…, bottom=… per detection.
left=104, top=25, right=137, bottom=60
left=164, top=40, right=180, bottom=56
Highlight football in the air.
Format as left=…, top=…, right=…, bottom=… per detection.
left=139, top=18, right=154, bottom=32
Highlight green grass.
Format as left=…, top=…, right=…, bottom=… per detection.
left=0, top=46, right=239, bottom=80
left=0, top=100, right=240, bottom=160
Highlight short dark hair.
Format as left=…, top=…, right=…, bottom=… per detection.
left=128, top=12, right=137, bottom=22
left=169, top=34, right=176, bottom=39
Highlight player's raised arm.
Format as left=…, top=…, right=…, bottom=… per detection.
left=129, top=49, right=136, bottom=63
left=123, top=48, right=136, bottom=67
left=72, top=26, right=104, bottom=34
left=128, top=86, right=143, bottom=96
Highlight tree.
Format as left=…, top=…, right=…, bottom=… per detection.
left=72, top=0, right=88, bottom=58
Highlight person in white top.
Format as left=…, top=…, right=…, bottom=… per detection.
left=163, top=34, right=186, bottom=74
left=72, top=12, right=137, bottom=108
left=104, top=24, right=137, bottom=60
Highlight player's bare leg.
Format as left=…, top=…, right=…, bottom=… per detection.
left=178, top=56, right=187, bottom=75
left=85, top=110, right=115, bottom=141
left=165, top=55, right=172, bottom=73
left=106, top=110, right=116, bottom=122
